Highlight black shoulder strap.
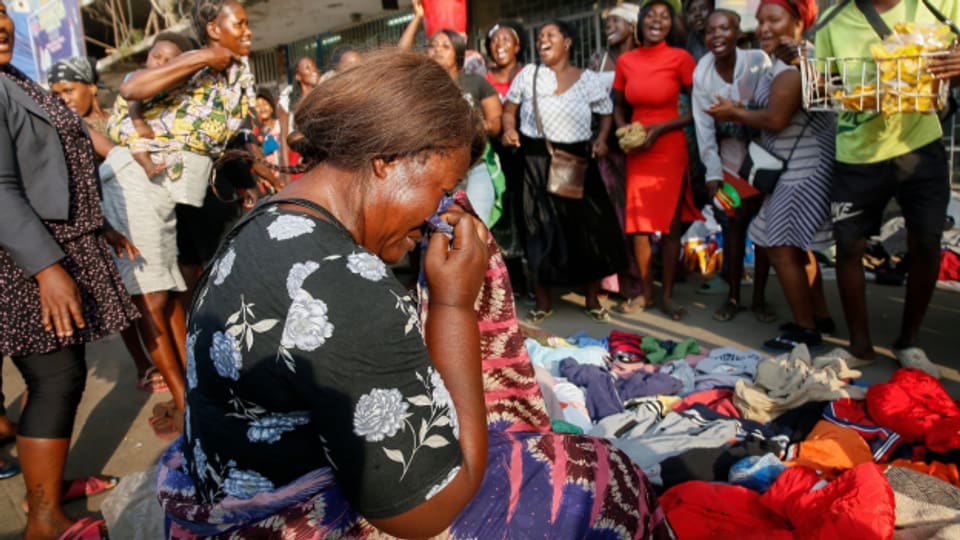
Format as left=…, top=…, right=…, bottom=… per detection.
left=919, top=0, right=960, bottom=35
left=855, top=0, right=894, bottom=39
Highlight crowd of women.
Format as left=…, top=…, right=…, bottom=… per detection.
left=0, top=0, right=957, bottom=537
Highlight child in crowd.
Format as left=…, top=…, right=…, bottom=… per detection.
left=108, top=32, right=197, bottom=177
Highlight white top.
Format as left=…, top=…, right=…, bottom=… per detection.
left=692, top=48, right=772, bottom=182
left=506, top=63, right=613, bottom=144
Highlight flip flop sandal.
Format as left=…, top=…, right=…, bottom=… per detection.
left=525, top=309, right=553, bottom=324
left=57, top=517, right=108, bottom=540
left=63, top=475, right=120, bottom=503
left=712, top=300, right=745, bottom=322
left=584, top=307, right=611, bottom=323
left=136, top=367, right=169, bottom=393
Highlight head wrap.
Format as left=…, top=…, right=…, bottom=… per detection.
left=759, top=0, right=818, bottom=30
left=48, top=56, right=98, bottom=85
left=604, top=3, right=641, bottom=24
left=153, top=31, right=197, bottom=54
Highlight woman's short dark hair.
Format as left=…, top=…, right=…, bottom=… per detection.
left=292, top=49, right=484, bottom=170
left=541, top=20, right=576, bottom=50
left=433, top=29, right=467, bottom=71
left=638, top=1, right=682, bottom=45
left=484, top=20, right=525, bottom=62
left=191, top=0, right=227, bottom=45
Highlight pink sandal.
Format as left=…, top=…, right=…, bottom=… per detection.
left=135, top=367, right=168, bottom=393
left=57, top=517, right=107, bottom=540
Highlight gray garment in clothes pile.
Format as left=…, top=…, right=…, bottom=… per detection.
left=589, top=402, right=754, bottom=485
left=887, top=466, right=960, bottom=540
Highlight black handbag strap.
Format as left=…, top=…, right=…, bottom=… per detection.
left=783, top=112, right=812, bottom=163
left=812, top=0, right=959, bottom=38
left=531, top=64, right=556, bottom=156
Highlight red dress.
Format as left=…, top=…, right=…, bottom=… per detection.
left=614, top=41, right=702, bottom=234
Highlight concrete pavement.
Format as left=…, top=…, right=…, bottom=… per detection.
left=0, top=275, right=957, bottom=539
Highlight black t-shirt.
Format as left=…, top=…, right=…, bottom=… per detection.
left=458, top=72, right=497, bottom=116
left=183, top=204, right=462, bottom=519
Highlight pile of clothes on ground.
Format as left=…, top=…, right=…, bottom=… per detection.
left=526, top=332, right=960, bottom=539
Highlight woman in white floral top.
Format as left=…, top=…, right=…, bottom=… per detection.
left=157, top=50, right=675, bottom=540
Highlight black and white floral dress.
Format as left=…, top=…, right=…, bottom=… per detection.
left=181, top=203, right=463, bottom=519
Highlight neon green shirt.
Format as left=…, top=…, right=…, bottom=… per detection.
left=814, top=0, right=959, bottom=164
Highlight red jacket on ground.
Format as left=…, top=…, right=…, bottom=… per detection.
left=661, top=463, right=895, bottom=539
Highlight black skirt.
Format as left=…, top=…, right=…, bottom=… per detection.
left=520, top=136, right=627, bottom=287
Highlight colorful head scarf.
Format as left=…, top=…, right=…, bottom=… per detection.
left=759, top=0, right=818, bottom=30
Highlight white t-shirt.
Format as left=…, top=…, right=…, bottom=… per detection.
left=505, top=64, right=613, bottom=144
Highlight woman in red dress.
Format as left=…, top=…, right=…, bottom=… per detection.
left=613, top=0, right=701, bottom=320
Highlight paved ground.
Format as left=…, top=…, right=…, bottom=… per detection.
left=0, top=274, right=957, bottom=539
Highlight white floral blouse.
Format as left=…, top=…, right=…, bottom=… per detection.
left=182, top=203, right=462, bottom=520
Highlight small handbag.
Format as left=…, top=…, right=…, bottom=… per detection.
left=532, top=65, right=588, bottom=199
left=738, top=115, right=810, bottom=194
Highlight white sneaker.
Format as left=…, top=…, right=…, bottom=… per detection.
left=894, top=347, right=942, bottom=379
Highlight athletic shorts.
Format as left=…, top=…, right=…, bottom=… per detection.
left=831, top=140, right=949, bottom=244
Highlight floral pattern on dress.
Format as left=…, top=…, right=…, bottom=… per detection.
left=391, top=290, right=422, bottom=336
left=430, top=368, right=459, bottom=438
left=226, top=296, right=280, bottom=352
left=247, top=411, right=311, bottom=444
left=346, top=253, right=387, bottom=282
left=352, top=368, right=461, bottom=481
left=286, top=261, right=320, bottom=299
left=224, top=468, right=275, bottom=500
left=210, top=331, right=242, bottom=381
left=192, top=437, right=209, bottom=481
left=268, top=214, right=315, bottom=241
left=213, top=247, right=236, bottom=286
left=424, top=465, right=460, bottom=501
left=353, top=388, right=409, bottom=442
left=280, top=289, right=333, bottom=353
left=186, top=331, right=199, bottom=390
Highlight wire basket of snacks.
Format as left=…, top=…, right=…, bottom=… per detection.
left=801, top=22, right=955, bottom=114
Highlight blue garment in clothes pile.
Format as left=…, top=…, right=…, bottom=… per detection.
left=728, top=453, right=788, bottom=493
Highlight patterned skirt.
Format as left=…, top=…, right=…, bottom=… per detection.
left=158, top=195, right=674, bottom=539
